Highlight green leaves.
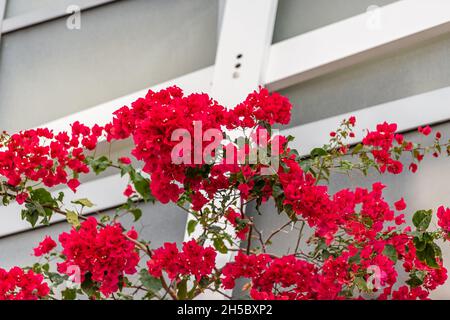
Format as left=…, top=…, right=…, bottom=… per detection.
left=310, top=147, right=327, bottom=158
left=177, top=279, right=188, bottom=300
left=382, top=244, right=398, bottom=263
left=139, top=269, right=163, bottom=293
left=66, top=210, right=80, bottom=228
left=86, top=156, right=112, bottom=175
left=187, top=220, right=198, bottom=236
left=416, top=241, right=442, bottom=269
left=406, top=270, right=426, bottom=288
left=412, top=210, right=432, bottom=231
left=72, top=198, right=95, bottom=208
left=213, top=237, right=228, bottom=254
left=21, top=188, right=58, bottom=227
left=62, top=288, right=77, bottom=300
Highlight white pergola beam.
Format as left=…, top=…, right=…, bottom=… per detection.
left=265, top=0, right=450, bottom=90
left=0, top=0, right=6, bottom=36
left=211, top=0, right=278, bottom=106
left=190, top=0, right=279, bottom=300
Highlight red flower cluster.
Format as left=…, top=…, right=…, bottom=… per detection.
left=57, top=217, right=139, bottom=296
left=0, top=123, right=103, bottom=194
left=105, top=86, right=227, bottom=204
left=225, top=208, right=250, bottom=240
left=437, top=206, right=450, bottom=235
left=222, top=252, right=352, bottom=300
left=0, top=267, right=49, bottom=300
left=104, top=86, right=292, bottom=206
left=362, top=122, right=408, bottom=174
left=225, top=87, right=292, bottom=128
left=33, top=236, right=57, bottom=257
left=147, top=240, right=216, bottom=281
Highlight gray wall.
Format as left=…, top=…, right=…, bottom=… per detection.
left=0, top=0, right=218, bottom=132
left=279, top=31, right=450, bottom=128
left=273, top=0, right=399, bottom=43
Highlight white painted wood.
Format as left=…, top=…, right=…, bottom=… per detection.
left=0, top=0, right=6, bottom=37
left=265, top=0, right=450, bottom=91
left=189, top=0, right=278, bottom=300
left=282, top=86, right=450, bottom=157
left=2, top=0, right=117, bottom=34
left=211, top=0, right=278, bottom=106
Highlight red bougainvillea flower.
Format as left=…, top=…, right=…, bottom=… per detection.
left=394, top=198, right=407, bottom=211
left=0, top=267, right=49, bottom=300
left=123, top=184, right=135, bottom=197
left=0, top=123, right=103, bottom=192
left=418, top=125, right=432, bottom=136
left=437, top=206, right=450, bottom=236
left=15, top=192, right=29, bottom=205
left=118, top=157, right=132, bottom=165
left=225, top=208, right=250, bottom=240
left=57, top=217, right=140, bottom=297
left=33, top=236, right=57, bottom=257
left=147, top=240, right=216, bottom=281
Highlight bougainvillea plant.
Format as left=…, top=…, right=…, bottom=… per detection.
left=0, top=86, right=449, bottom=300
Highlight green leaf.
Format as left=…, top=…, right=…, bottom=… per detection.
left=412, top=210, right=432, bottom=231
left=177, top=279, right=188, bottom=300
left=352, top=143, right=364, bottom=155
left=187, top=220, right=198, bottom=236
left=21, top=207, right=40, bottom=227
left=47, top=272, right=66, bottom=286
left=130, top=171, right=155, bottom=202
left=413, top=236, right=426, bottom=252
left=81, top=273, right=97, bottom=297
left=382, top=244, right=398, bottom=263
left=310, top=148, right=328, bottom=158
left=62, top=288, right=77, bottom=300
left=348, top=251, right=361, bottom=264
left=87, top=156, right=112, bottom=175
left=354, top=276, right=368, bottom=292
left=272, top=184, right=284, bottom=198
left=139, top=269, right=163, bottom=293
left=130, top=208, right=142, bottom=222
left=66, top=210, right=80, bottom=228
left=213, top=237, right=228, bottom=254
left=72, top=198, right=95, bottom=208
left=417, top=243, right=440, bottom=269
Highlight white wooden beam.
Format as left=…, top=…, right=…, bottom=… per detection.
left=211, top=0, right=278, bottom=106
left=265, top=0, right=450, bottom=91
left=0, top=0, right=6, bottom=37
left=189, top=0, right=279, bottom=300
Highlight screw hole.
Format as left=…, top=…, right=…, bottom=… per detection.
left=235, top=63, right=241, bottom=69
left=236, top=53, right=243, bottom=59
left=232, top=71, right=240, bottom=79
